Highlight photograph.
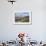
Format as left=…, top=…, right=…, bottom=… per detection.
left=14, top=11, right=32, bottom=24
left=15, top=12, right=29, bottom=22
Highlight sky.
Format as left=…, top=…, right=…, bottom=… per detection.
left=15, top=12, right=29, bottom=17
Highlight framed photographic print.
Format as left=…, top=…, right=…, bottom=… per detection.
left=13, top=10, right=32, bottom=25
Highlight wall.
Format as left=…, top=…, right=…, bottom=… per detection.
left=0, top=0, right=46, bottom=41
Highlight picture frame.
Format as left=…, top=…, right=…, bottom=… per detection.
left=13, top=10, right=32, bottom=25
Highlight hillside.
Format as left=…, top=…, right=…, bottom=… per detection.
left=15, top=16, right=29, bottom=22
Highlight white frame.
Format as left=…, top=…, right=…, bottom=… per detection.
left=12, top=10, right=32, bottom=25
